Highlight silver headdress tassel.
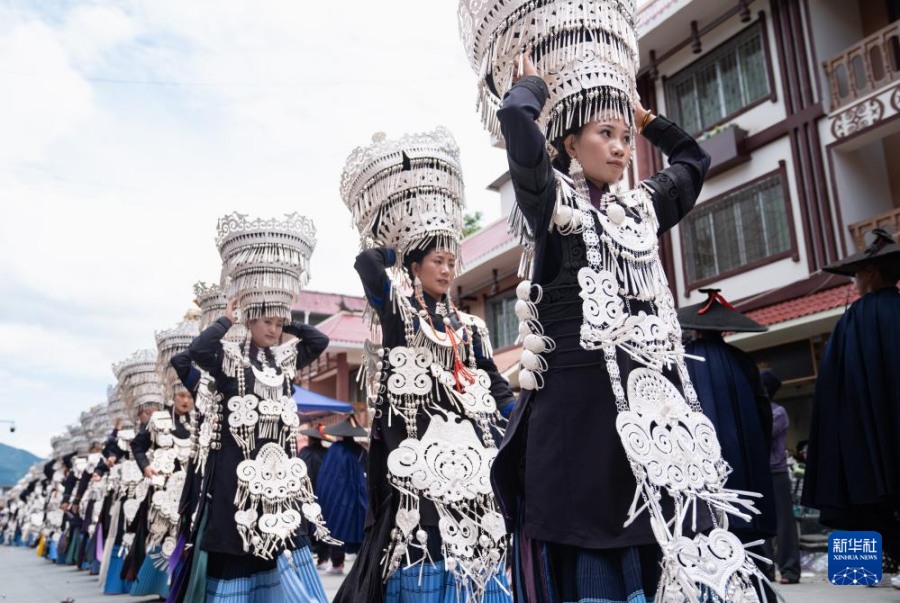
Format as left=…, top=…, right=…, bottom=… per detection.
left=340, top=127, right=466, bottom=285
left=155, top=309, right=201, bottom=401
left=216, top=213, right=317, bottom=322
left=113, top=349, right=165, bottom=414
left=459, top=0, right=638, bottom=140
left=194, top=280, right=247, bottom=341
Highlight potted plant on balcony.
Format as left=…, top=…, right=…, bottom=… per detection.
left=697, top=123, right=749, bottom=177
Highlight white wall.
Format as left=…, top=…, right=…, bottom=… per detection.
left=831, top=141, right=894, bottom=250
left=806, top=0, right=864, bottom=113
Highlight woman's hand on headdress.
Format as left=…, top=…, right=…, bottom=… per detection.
left=224, top=298, right=237, bottom=323
left=513, top=51, right=539, bottom=83
left=634, top=98, right=655, bottom=133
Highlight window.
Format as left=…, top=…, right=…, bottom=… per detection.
left=682, top=173, right=792, bottom=284
left=487, top=294, right=518, bottom=349
left=665, top=22, right=771, bottom=134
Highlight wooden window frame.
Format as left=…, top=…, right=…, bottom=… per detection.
left=663, top=15, right=777, bottom=137
left=680, top=162, right=798, bottom=292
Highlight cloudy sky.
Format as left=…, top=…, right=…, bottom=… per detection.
left=0, top=1, right=512, bottom=458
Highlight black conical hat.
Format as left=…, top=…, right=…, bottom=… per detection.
left=678, top=289, right=767, bottom=333
left=299, top=423, right=330, bottom=441
left=823, top=228, right=900, bottom=276
left=322, top=416, right=368, bottom=438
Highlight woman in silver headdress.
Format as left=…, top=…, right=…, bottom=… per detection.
left=335, top=128, right=515, bottom=603
left=179, top=212, right=332, bottom=603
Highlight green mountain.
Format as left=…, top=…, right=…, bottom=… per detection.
left=0, top=443, right=42, bottom=487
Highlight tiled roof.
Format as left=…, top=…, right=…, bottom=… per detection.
left=312, top=311, right=370, bottom=347
left=461, top=217, right=515, bottom=266
left=744, top=283, right=857, bottom=327
left=294, top=290, right=367, bottom=315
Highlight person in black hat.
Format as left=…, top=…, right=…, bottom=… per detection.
left=802, top=229, right=900, bottom=576
left=678, top=290, right=777, bottom=561
left=758, top=369, right=801, bottom=585
left=298, top=423, right=332, bottom=569
left=315, top=416, right=368, bottom=575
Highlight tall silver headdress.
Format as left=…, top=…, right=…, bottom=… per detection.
left=459, top=0, right=639, bottom=140
left=85, top=403, right=110, bottom=443
left=340, top=127, right=466, bottom=278
left=194, top=280, right=247, bottom=342
left=113, top=349, right=165, bottom=413
left=194, top=281, right=227, bottom=330
left=106, top=384, right=129, bottom=424
left=216, top=213, right=317, bottom=322
left=155, top=309, right=201, bottom=399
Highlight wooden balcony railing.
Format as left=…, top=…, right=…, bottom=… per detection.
left=848, top=206, right=900, bottom=250
left=824, top=21, right=900, bottom=111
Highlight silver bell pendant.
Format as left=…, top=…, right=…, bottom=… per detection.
left=606, top=202, right=626, bottom=225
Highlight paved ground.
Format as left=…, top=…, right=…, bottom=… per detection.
left=0, top=546, right=347, bottom=602
left=1, top=545, right=898, bottom=602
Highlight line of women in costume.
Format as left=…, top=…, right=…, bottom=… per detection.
left=2, top=1, right=794, bottom=601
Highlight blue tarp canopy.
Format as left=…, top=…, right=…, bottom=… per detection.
left=291, top=385, right=353, bottom=416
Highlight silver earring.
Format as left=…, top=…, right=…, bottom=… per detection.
left=568, top=156, right=590, bottom=201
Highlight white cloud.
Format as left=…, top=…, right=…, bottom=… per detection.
left=61, top=5, right=138, bottom=67
left=0, top=21, right=93, bottom=163
left=0, top=0, right=509, bottom=456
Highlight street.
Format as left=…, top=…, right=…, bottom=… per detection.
left=0, top=546, right=346, bottom=602
left=0, top=545, right=898, bottom=602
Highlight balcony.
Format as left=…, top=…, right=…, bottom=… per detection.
left=848, top=206, right=900, bottom=250
left=824, top=21, right=900, bottom=111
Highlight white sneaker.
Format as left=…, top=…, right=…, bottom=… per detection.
left=328, top=564, right=344, bottom=575
left=890, top=574, right=900, bottom=589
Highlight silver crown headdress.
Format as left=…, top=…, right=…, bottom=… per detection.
left=216, top=212, right=317, bottom=322
left=113, top=349, right=165, bottom=413
left=106, top=384, right=128, bottom=424
left=459, top=0, right=639, bottom=140
left=340, top=127, right=466, bottom=275
left=85, top=404, right=110, bottom=443
left=194, top=281, right=227, bottom=330
left=155, top=309, right=201, bottom=398
left=193, top=280, right=248, bottom=342
left=66, top=424, right=89, bottom=455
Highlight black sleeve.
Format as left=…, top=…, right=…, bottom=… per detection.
left=353, top=248, right=405, bottom=338
left=72, top=472, right=90, bottom=504
left=130, top=429, right=152, bottom=472
left=61, top=473, right=77, bottom=504
left=282, top=322, right=329, bottom=370
left=93, top=458, right=109, bottom=477
left=640, top=115, right=711, bottom=235
left=471, top=327, right=516, bottom=415
left=354, top=248, right=395, bottom=313
left=497, top=76, right=556, bottom=232
left=188, top=317, right=232, bottom=375
left=171, top=350, right=201, bottom=393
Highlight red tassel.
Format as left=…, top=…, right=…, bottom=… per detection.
left=445, top=327, right=475, bottom=392
left=698, top=292, right=736, bottom=315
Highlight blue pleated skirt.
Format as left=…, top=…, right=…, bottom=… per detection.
left=512, top=526, right=659, bottom=603
left=384, top=560, right=512, bottom=603
left=130, top=547, right=170, bottom=597
left=103, top=545, right=135, bottom=595
left=204, top=546, right=328, bottom=603
left=47, top=538, right=59, bottom=562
